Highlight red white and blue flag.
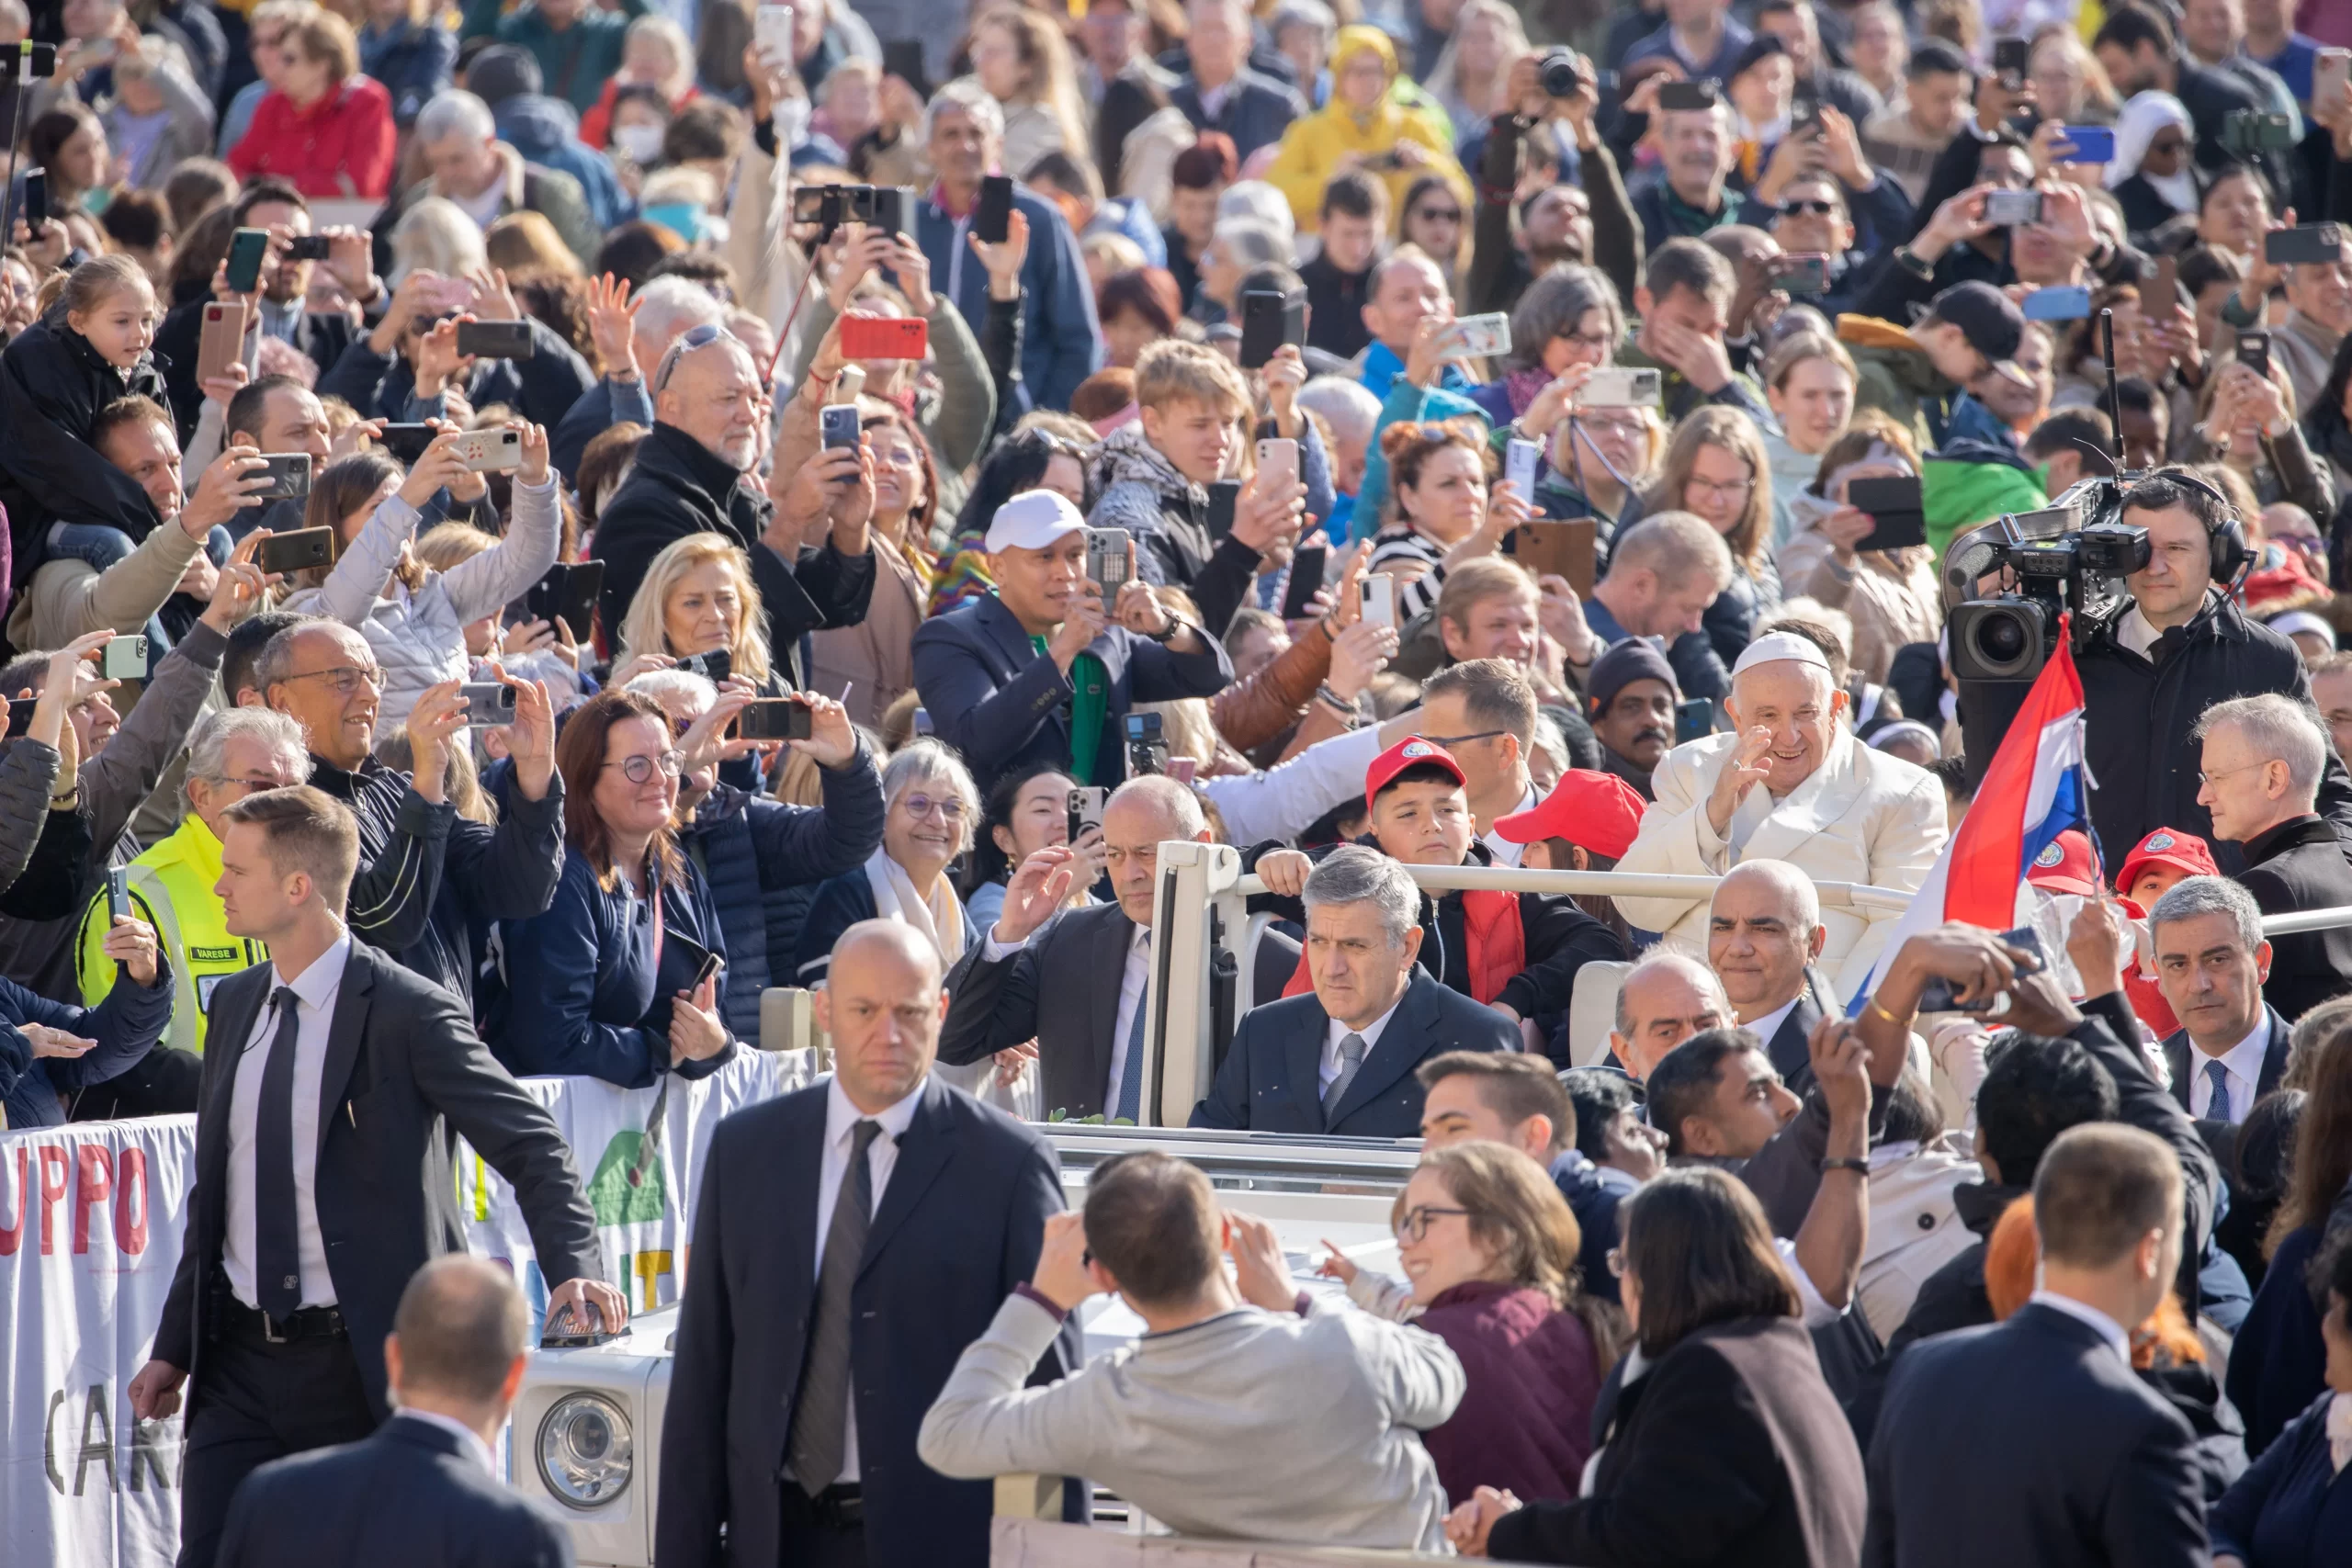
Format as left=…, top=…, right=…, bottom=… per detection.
left=1847, top=631, right=2090, bottom=1010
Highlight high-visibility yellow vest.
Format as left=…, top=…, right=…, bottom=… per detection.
left=78, top=815, right=266, bottom=1055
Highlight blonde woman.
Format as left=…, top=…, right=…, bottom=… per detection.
left=1640, top=406, right=1779, bottom=667
left=612, top=532, right=783, bottom=784
left=1760, top=333, right=1860, bottom=551
left=582, top=14, right=700, bottom=151
left=1774, top=412, right=1939, bottom=685
left=2030, top=23, right=2120, bottom=127
left=1425, top=0, right=1529, bottom=151
left=967, top=6, right=1089, bottom=184
left=387, top=195, right=488, bottom=285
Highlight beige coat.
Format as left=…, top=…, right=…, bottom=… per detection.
left=807, top=536, right=928, bottom=729
left=1773, top=528, right=1941, bottom=685
left=1614, top=728, right=1948, bottom=999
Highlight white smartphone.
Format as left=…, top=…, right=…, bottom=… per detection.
left=1435, top=312, right=1511, bottom=360
left=1362, top=574, right=1396, bottom=629
left=1505, top=437, right=1541, bottom=497
left=2321, top=49, right=2352, bottom=114
left=451, top=427, right=524, bottom=472
left=1255, top=436, right=1298, bottom=493
left=754, top=4, right=795, bottom=60
left=1579, top=367, right=1663, bottom=408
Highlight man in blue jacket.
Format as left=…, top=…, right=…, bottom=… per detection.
left=914, top=82, right=1102, bottom=416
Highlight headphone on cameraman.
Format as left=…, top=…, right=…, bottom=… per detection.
left=2132, top=468, right=2253, bottom=588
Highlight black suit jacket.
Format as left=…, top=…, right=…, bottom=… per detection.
left=153, top=296, right=363, bottom=440
left=1189, top=970, right=1516, bottom=1136
left=910, top=592, right=1231, bottom=795
left=1757, top=974, right=1829, bottom=1096
left=1170, top=68, right=1306, bottom=163
left=2234, top=814, right=2352, bottom=1023
left=1487, top=1316, right=1865, bottom=1568
left=153, top=942, right=601, bottom=1420
left=1865, top=1302, right=2210, bottom=1568
left=940, top=900, right=1135, bottom=1121
left=657, top=1075, right=1075, bottom=1568
left=2162, top=1006, right=2290, bottom=1125
left=215, top=1412, right=572, bottom=1568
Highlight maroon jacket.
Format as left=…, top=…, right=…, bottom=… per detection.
left=1416, top=1280, right=1604, bottom=1505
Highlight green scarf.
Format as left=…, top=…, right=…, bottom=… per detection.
left=1661, top=184, right=1742, bottom=240
left=1035, top=635, right=1109, bottom=784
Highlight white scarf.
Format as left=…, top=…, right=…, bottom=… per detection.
left=862, top=846, right=967, bottom=964
left=2329, top=1391, right=2352, bottom=1474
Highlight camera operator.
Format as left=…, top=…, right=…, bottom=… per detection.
left=1467, top=51, right=1641, bottom=315
left=2071, top=468, right=2352, bottom=863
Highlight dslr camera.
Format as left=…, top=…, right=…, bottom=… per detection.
left=1943, top=478, right=2151, bottom=683
left=1537, top=48, right=1584, bottom=97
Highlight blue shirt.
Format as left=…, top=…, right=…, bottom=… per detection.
left=2245, top=34, right=2319, bottom=104
left=1360, top=341, right=1476, bottom=401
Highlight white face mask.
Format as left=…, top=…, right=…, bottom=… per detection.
left=613, top=122, right=665, bottom=165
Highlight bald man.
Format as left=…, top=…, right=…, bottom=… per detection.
left=661, top=920, right=1076, bottom=1568
left=1616, top=634, right=1946, bottom=996
left=593, top=329, right=876, bottom=691
left=1708, top=861, right=1833, bottom=1092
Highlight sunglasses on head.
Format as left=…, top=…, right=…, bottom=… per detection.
left=652, top=321, right=738, bottom=392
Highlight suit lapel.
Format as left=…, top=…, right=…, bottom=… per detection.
left=198, top=966, right=269, bottom=1201
left=1739, top=733, right=1870, bottom=866
left=1325, top=976, right=1438, bottom=1128
left=1287, top=1006, right=1329, bottom=1129
left=857, top=1077, right=958, bottom=1279
left=315, top=945, right=376, bottom=1156
left=2163, top=1033, right=2191, bottom=1112
left=977, top=595, right=1038, bottom=675
left=1085, top=908, right=1133, bottom=1115
left=1765, top=988, right=1824, bottom=1084
left=2258, top=1009, right=2290, bottom=1100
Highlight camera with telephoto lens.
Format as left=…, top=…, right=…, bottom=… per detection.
left=1538, top=48, right=1583, bottom=97
left=1944, top=478, right=2150, bottom=684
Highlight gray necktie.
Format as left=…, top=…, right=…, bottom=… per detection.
left=1113, top=933, right=1151, bottom=1122
left=1323, top=1032, right=1367, bottom=1128
left=2203, top=1058, right=2232, bottom=1123
left=786, top=1119, right=881, bottom=1495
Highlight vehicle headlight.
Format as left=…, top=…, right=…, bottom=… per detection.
left=537, top=1393, right=632, bottom=1506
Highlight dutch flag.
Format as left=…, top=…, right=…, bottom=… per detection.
left=1847, top=632, right=2090, bottom=1011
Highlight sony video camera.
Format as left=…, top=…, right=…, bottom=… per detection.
left=1942, top=478, right=2151, bottom=682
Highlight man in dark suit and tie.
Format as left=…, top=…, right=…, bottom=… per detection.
left=215, top=1256, right=574, bottom=1568
left=127, top=786, right=620, bottom=1568
left=1865, top=1122, right=2211, bottom=1568
left=1192, top=846, right=1516, bottom=1136
left=659, top=920, right=1076, bottom=1568
left=940, top=776, right=1293, bottom=1122
left=2147, top=876, right=2290, bottom=1129
left=911, top=490, right=1231, bottom=796
left=2191, top=694, right=2352, bottom=1022
left=1707, top=861, right=1831, bottom=1095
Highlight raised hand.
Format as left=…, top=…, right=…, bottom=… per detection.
left=1704, top=727, right=1774, bottom=837
left=995, top=846, right=1080, bottom=945
left=586, top=272, right=642, bottom=379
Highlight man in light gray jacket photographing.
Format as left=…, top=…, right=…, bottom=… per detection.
left=918, top=1150, right=1464, bottom=1550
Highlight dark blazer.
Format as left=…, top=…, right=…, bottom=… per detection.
left=1170, top=68, right=1306, bottom=163
left=910, top=592, right=1231, bottom=795
left=2235, top=813, right=2352, bottom=1022
left=2211, top=1387, right=2352, bottom=1567
left=215, top=1412, right=572, bottom=1568
left=657, top=1074, right=1074, bottom=1568
left=153, top=942, right=601, bottom=1421
left=2162, top=1006, right=2290, bottom=1124
left=1487, top=1316, right=1865, bottom=1568
left=1758, top=975, right=1828, bottom=1096
left=1189, top=969, right=1516, bottom=1136
left=940, top=899, right=1136, bottom=1122
left=1864, top=1303, right=2210, bottom=1568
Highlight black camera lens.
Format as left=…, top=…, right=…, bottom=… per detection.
left=1539, top=48, right=1582, bottom=98
left=1974, top=612, right=2028, bottom=665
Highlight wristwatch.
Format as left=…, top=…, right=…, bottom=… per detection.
left=1819, top=1157, right=1871, bottom=1177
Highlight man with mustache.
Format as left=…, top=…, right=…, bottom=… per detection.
left=1586, top=640, right=1681, bottom=801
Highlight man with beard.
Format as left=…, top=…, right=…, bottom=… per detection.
left=1585, top=640, right=1680, bottom=801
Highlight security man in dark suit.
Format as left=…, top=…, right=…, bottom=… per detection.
left=1707, top=861, right=1832, bottom=1096
left=910, top=490, right=1231, bottom=796
left=128, top=785, right=621, bottom=1568
left=1193, top=846, right=1517, bottom=1136
left=659, top=919, right=1077, bottom=1568
left=1865, top=1122, right=2212, bottom=1568
left=2146, top=875, right=2292, bottom=1128
left=2192, top=693, right=2352, bottom=1022
left=216, top=1256, right=574, bottom=1568
left=941, top=776, right=1293, bottom=1122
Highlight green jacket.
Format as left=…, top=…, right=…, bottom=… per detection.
left=1924, top=457, right=2049, bottom=568
left=1837, top=315, right=1948, bottom=454
left=461, top=0, right=649, bottom=113
left=78, top=814, right=266, bottom=1056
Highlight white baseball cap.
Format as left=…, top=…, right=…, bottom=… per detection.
left=1730, top=631, right=1835, bottom=678
left=984, top=490, right=1089, bottom=554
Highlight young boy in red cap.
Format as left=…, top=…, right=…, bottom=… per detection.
left=2109, top=828, right=2222, bottom=1040
left=1252, top=738, right=1629, bottom=1060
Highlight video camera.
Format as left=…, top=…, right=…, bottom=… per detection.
left=1942, top=479, right=2151, bottom=682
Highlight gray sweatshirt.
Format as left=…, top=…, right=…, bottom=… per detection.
left=919, top=1292, right=1463, bottom=1551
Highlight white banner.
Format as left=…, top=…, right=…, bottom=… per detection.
left=3, top=1049, right=813, bottom=1568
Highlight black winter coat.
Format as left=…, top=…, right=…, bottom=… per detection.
left=0, top=308, right=169, bottom=582
left=2075, top=592, right=2352, bottom=871
left=2234, top=813, right=2352, bottom=1022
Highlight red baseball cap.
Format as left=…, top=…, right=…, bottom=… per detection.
left=2024, top=829, right=2098, bottom=897
left=1365, top=736, right=1467, bottom=803
left=2116, top=828, right=2219, bottom=895
left=1494, top=770, right=1648, bottom=860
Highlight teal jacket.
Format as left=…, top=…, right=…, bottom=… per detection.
left=461, top=0, right=648, bottom=113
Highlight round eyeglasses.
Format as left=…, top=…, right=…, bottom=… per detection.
left=603, top=750, right=685, bottom=784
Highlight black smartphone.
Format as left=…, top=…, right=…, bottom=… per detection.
left=4, top=697, right=34, bottom=736
left=457, top=681, right=517, bottom=719
left=974, top=174, right=1013, bottom=245
left=1918, top=926, right=2045, bottom=1012
left=2265, top=223, right=2346, bottom=265
left=226, top=227, right=269, bottom=293
left=253, top=455, right=311, bottom=502
left=107, top=865, right=130, bottom=924
left=379, top=422, right=435, bottom=462
left=1848, top=475, right=1928, bottom=552
left=256, top=525, right=335, bottom=573
left=284, top=234, right=332, bottom=262
left=1281, top=544, right=1327, bottom=619
left=1792, top=94, right=1822, bottom=139
left=23, top=167, right=44, bottom=228
left=737, top=697, right=813, bottom=740
left=1993, top=38, right=2030, bottom=89
left=1125, top=712, right=1162, bottom=744
left=880, top=39, right=932, bottom=97
left=690, top=947, right=725, bottom=993
left=2239, top=330, right=2273, bottom=370
left=526, top=559, right=602, bottom=640
left=874, top=184, right=918, bottom=242
left=682, top=648, right=731, bottom=686
left=455, top=320, right=535, bottom=359
left=1656, top=80, right=1716, bottom=113
left=1674, top=697, right=1713, bottom=743
left=1238, top=288, right=1307, bottom=369
left=1204, top=479, right=1240, bottom=542
left=820, top=403, right=861, bottom=451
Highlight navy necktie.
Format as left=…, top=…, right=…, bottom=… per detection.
left=255, top=987, right=302, bottom=1320
left=2203, top=1058, right=2232, bottom=1123
left=1114, top=933, right=1150, bottom=1122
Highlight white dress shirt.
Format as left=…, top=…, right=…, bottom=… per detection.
left=1320, top=993, right=1406, bottom=1092
left=805, top=1072, right=926, bottom=1486
left=1743, top=992, right=1804, bottom=1055
left=223, top=934, right=353, bottom=1312
left=1480, top=783, right=1540, bottom=869
left=1104, top=924, right=1151, bottom=1112
left=396, top=1408, right=498, bottom=1476
left=2188, top=1019, right=2270, bottom=1124
left=2028, top=1289, right=2133, bottom=1366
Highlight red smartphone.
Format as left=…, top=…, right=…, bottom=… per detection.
left=838, top=314, right=929, bottom=360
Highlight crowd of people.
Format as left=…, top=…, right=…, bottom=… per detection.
left=1, top=0, right=2352, bottom=1564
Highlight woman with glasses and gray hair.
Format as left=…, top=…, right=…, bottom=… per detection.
left=488, top=688, right=737, bottom=1089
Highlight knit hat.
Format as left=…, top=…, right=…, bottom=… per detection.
left=1586, top=638, right=1679, bottom=716
left=466, top=45, right=543, bottom=108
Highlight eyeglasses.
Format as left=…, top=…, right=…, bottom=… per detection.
left=2197, top=761, right=2272, bottom=787
left=899, top=793, right=967, bottom=820
left=1396, top=1205, right=1475, bottom=1243
left=204, top=775, right=290, bottom=798
left=1606, top=1247, right=1626, bottom=1278
left=285, top=664, right=382, bottom=695
left=1687, top=477, right=1755, bottom=502
left=1413, top=207, right=1464, bottom=225
left=603, top=750, right=685, bottom=784
left=1781, top=198, right=1838, bottom=217
left=1422, top=728, right=1504, bottom=748
left=652, top=321, right=739, bottom=393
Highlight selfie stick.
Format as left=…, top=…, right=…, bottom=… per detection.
left=2098, top=309, right=2123, bottom=465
